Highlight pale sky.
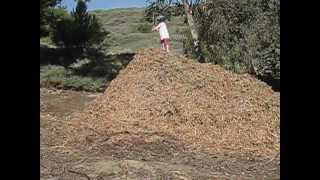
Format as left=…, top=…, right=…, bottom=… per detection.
left=61, top=0, right=148, bottom=11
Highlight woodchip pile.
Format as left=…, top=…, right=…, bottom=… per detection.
left=65, top=48, right=280, bottom=157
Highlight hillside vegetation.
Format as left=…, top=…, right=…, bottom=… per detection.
left=40, top=8, right=188, bottom=92
left=91, top=8, right=186, bottom=54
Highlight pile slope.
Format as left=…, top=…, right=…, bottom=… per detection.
left=66, top=48, right=280, bottom=157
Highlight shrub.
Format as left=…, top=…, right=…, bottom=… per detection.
left=40, top=65, right=68, bottom=87
left=51, top=1, right=108, bottom=49
left=185, top=0, right=280, bottom=86
left=40, top=0, right=63, bottom=37
left=49, top=1, right=109, bottom=66
left=40, top=65, right=106, bottom=92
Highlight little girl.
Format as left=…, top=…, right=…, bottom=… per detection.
left=152, top=16, right=170, bottom=53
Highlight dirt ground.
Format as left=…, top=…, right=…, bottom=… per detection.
left=40, top=88, right=279, bottom=180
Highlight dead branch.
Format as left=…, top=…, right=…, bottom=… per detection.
left=68, top=169, right=91, bottom=180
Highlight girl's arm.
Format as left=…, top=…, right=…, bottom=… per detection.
left=152, top=24, right=161, bottom=31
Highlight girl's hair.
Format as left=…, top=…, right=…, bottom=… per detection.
left=157, top=16, right=165, bottom=22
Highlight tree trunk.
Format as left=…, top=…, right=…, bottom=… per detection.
left=248, top=59, right=257, bottom=75
left=181, top=0, right=205, bottom=63
left=247, top=50, right=257, bottom=75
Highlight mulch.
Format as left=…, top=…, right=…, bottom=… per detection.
left=64, top=48, right=280, bottom=157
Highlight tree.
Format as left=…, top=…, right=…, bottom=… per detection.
left=145, top=0, right=205, bottom=62
left=40, top=0, right=62, bottom=36
left=146, top=0, right=280, bottom=89
left=144, top=0, right=182, bottom=23
left=181, top=0, right=205, bottom=62
left=192, top=0, right=280, bottom=87
left=52, top=0, right=108, bottom=49
left=50, top=0, right=109, bottom=66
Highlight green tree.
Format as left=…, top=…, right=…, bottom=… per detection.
left=50, top=0, right=109, bottom=66
left=191, top=0, right=280, bottom=87
left=51, top=0, right=108, bottom=49
left=40, top=0, right=62, bottom=36
left=146, top=0, right=205, bottom=62
left=144, top=0, right=183, bottom=23
left=146, top=0, right=280, bottom=89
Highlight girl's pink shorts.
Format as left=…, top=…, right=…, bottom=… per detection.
left=160, top=38, right=170, bottom=46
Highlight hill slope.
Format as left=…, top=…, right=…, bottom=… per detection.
left=91, top=8, right=187, bottom=54
left=66, top=48, right=280, bottom=158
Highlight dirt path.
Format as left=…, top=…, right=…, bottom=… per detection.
left=40, top=88, right=279, bottom=180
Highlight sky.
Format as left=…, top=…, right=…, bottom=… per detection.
left=61, top=0, right=148, bottom=11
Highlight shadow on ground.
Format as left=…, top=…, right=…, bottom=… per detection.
left=73, top=48, right=135, bottom=80
left=40, top=45, right=135, bottom=78
left=40, top=45, right=135, bottom=92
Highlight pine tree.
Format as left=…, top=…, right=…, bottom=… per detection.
left=52, top=0, right=108, bottom=49
left=40, top=0, right=62, bottom=36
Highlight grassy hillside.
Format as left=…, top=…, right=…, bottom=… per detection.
left=91, top=8, right=187, bottom=54
left=40, top=8, right=188, bottom=92
left=40, top=8, right=187, bottom=54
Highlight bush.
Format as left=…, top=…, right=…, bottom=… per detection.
left=51, top=1, right=108, bottom=49
left=40, top=65, right=68, bottom=78
left=40, top=65, right=68, bottom=87
left=144, top=1, right=185, bottom=23
left=71, top=58, right=116, bottom=80
left=40, top=65, right=106, bottom=92
left=186, top=0, right=280, bottom=86
left=51, top=15, right=75, bottom=48
left=49, top=1, right=109, bottom=66
left=40, top=0, right=63, bottom=37
left=62, top=76, right=104, bottom=91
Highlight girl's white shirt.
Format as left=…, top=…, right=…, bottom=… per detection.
left=156, top=22, right=170, bottom=40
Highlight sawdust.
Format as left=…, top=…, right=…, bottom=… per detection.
left=65, top=48, right=280, bottom=157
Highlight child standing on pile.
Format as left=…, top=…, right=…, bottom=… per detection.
left=152, top=16, right=170, bottom=53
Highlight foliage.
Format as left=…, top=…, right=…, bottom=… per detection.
left=189, top=0, right=280, bottom=83
left=144, top=0, right=184, bottom=23
left=40, top=65, right=106, bottom=92
left=40, top=50, right=135, bottom=92
left=144, top=0, right=204, bottom=23
left=40, top=0, right=63, bottom=36
left=145, top=0, right=280, bottom=87
left=51, top=1, right=108, bottom=49
left=47, top=7, right=70, bottom=27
